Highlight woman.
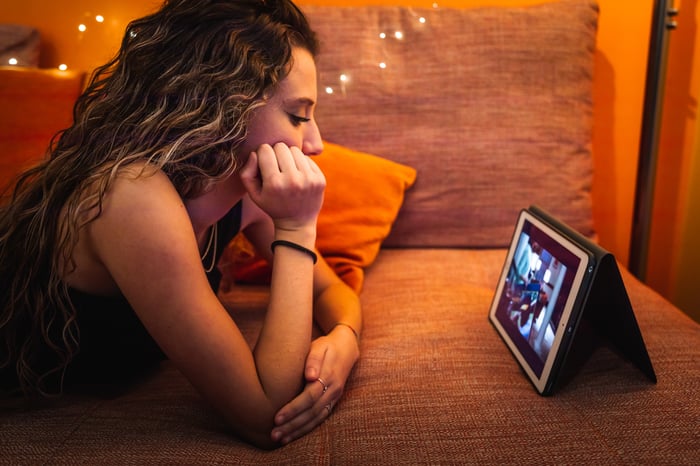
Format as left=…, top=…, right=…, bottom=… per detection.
left=0, top=0, right=361, bottom=449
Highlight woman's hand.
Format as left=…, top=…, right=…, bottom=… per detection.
left=240, top=143, right=325, bottom=235
left=270, top=326, right=360, bottom=445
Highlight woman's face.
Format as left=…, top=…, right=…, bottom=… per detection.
left=240, top=47, right=323, bottom=159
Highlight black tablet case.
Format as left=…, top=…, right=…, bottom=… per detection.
left=528, top=205, right=657, bottom=393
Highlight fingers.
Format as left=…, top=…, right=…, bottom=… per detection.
left=256, top=142, right=317, bottom=175
left=304, top=340, right=328, bottom=381
left=241, top=143, right=325, bottom=230
left=271, top=376, right=341, bottom=445
left=238, top=150, right=261, bottom=195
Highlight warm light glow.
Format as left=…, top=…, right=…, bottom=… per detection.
left=339, top=74, right=348, bottom=82
left=78, top=24, right=87, bottom=32
left=8, top=58, right=18, bottom=65
left=325, top=86, right=334, bottom=94
left=419, top=17, right=427, bottom=24
left=58, top=64, right=68, bottom=71
left=379, top=32, right=386, bottom=39
left=379, top=62, right=387, bottom=69
left=432, top=3, right=439, bottom=8
left=95, top=15, right=104, bottom=23
left=394, top=31, right=404, bottom=40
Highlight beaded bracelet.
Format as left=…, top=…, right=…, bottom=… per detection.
left=270, top=239, right=318, bottom=264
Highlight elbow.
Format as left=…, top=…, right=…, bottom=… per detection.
left=219, top=406, right=285, bottom=450
left=229, top=421, right=289, bottom=450
left=246, top=434, right=282, bottom=451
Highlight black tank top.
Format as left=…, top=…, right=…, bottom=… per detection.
left=3, top=202, right=243, bottom=392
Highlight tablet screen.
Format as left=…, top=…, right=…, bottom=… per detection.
left=489, top=209, right=592, bottom=394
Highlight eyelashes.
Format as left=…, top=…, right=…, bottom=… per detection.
left=287, top=113, right=311, bottom=127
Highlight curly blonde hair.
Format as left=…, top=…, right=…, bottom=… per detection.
left=0, top=0, right=318, bottom=398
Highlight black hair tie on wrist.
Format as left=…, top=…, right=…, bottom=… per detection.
left=270, top=240, right=317, bottom=264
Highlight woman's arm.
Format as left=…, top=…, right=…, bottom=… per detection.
left=88, top=147, right=323, bottom=448
left=242, top=198, right=362, bottom=445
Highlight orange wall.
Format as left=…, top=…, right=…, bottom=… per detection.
left=647, top=0, right=700, bottom=323
left=1, top=0, right=698, bottom=319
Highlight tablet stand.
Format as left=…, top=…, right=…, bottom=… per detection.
left=529, top=206, right=657, bottom=389
left=581, top=252, right=657, bottom=383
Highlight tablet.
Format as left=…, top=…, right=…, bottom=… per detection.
left=488, top=207, right=595, bottom=395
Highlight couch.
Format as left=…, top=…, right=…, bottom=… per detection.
left=2, top=1, right=699, bottom=464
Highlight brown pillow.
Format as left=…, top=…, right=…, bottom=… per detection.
left=304, top=1, right=598, bottom=247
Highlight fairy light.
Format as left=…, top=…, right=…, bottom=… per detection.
left=95, top=15, right=104, bottom=23
left=8, top=58, right=18, bottom=65
left=394, top=31, right=403, bottom=40
left=419, top=17, right=427, bottom=24
left=325, top=86, right=334, bottom=94
left=58, top=64, right=68, bottom=71
left=379, top=62, right=387, bottom=69
left=78, top=23, right=87, bottom=32
left=379, top=32, right=386, bottom=39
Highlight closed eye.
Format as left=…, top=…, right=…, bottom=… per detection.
left=287, top=113, right=311, bottom=127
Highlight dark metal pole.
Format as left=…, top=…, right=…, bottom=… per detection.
left=629, top=0, right=678, bottom=280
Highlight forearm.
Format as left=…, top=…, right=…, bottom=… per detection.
left=254, top=232, right=315, bottom=407
left=314, top=281, right=362, bottom=340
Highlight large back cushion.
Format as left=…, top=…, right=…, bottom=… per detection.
left=303, top=0, right=598, bottom=248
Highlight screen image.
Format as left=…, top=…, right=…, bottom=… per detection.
left=493, top=219, right=582, bottom=377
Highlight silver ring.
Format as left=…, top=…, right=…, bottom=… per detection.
left=316, top=377, right=328, bottom=393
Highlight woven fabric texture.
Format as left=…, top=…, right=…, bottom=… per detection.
left=305, top=1, right=597, bottom=248
left=2, top=249, right=698, bottom=464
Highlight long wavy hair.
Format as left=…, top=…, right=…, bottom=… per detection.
left=0, top=0, right=318, bottom=398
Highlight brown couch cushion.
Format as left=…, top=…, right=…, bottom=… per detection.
left=4, top=249, right=697, bottom=464
left=304, top=0, right=598, bottom=248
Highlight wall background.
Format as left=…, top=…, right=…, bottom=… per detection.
left=1, top=0, right=698, bottom=323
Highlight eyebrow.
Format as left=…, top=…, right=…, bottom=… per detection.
left=285, top=97, right=316, bottom=107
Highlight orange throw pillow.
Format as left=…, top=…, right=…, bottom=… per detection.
left=220, top=141, right=417, bottom=293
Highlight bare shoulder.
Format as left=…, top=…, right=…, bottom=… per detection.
left=63, top=163, right=191, bottom=294
left=89, top=163, right=197, bottom=276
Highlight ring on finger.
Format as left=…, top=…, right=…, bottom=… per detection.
left=316, top=377, right=328, bottom=393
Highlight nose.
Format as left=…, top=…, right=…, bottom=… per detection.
left=302, top=119, right=324, bottom=156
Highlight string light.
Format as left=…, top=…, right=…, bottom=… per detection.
left=8, top=58, right=18, bottom=65
left=58, top=64, right=68, bottom=71
left=325, top=16, right=432, bottom=97
left=95, top=15, right=104, bottom=23
left=78, top=24, right=87, bottom=32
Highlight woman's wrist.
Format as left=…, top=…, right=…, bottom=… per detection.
left=331, top=322, right=360, bottom=343
left=272, top=226, right=316, bottom=252
left=331, top=322, right=360, bottom=345
left=271, top=240, right=317, bottom=264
